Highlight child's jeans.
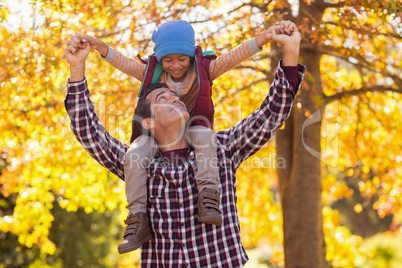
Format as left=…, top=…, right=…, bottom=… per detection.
left=124, top=125, right=219, bottom=215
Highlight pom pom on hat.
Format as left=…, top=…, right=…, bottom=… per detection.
left=152, top=20, right=196, bottom=62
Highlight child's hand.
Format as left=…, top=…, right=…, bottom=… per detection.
left=81, top=35, right=109, bottom=58
left=256, top=20, right=294, bottom=48
left=256, top=26, right=273, bottom=48
left=266, top=20, right=295, bottom=40
left=68, top=33, right=108, bottom=58
left=274, top=20, right=296, bottom=36
left=80, top=35, right=100, bottom=51
left=264, top=26, right=279, bottom=42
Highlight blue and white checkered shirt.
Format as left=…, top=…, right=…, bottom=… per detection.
left=64, top=61, right=305, bottom=268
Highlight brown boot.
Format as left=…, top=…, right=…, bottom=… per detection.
left=198, top=188, right=223, bottom=226
left=118, top=212, right=152, bottom=254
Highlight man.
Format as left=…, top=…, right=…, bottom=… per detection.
left=64, top=21, right=305, bottom=267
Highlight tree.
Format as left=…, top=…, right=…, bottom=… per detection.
left=274, top=1, right=401, bottom=267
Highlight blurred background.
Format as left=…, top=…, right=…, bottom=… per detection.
left=0, top=0, right=401, bottom=267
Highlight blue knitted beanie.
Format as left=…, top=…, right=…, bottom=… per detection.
left=152, top=20, right=196, bottom=63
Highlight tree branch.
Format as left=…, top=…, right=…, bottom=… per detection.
left=324, top=86, right=401, bottom=104
left=316, top=45, right=402, bottom=88
left=323, top=21, right=402, bottom=40
left=323, top=2, right=345, bottom=8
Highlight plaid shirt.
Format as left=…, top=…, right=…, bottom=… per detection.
left=64, top=61, right=305, bottom=268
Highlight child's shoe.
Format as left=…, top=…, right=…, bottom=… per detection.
left=118, top=212, right=152, bottom=254
left=198, top=188, right=223, bottom=226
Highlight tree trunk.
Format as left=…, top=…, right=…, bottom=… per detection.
left=275, top=1, right=327, bottom=266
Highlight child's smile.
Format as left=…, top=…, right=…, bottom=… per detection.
left=161, top=54, right=192, bottom=82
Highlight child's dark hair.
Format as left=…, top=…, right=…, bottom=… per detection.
left=133, top=83, right=169, bottom=136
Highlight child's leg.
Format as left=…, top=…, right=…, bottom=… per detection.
left=188, top=126, right=222, bottom=226
left=124, top=135, right=158, bottom=214
left=188, top=126, right=219, bottom=191
left=118, top=135, right=158, bottom=254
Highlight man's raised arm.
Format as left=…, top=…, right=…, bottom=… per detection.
left=217, top=22, right=305, bottom=168
left=64, top=34, right=128, bottom=180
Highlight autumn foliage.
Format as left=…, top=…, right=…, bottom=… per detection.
left=1, top=0, right=401, bottom=267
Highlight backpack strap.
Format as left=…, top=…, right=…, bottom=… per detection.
left=136, top=54, right=160, bottom=98
left=202, top=50, right=216, bottom=57
left=130, top=54, right=161, bottom=144
left=151, top=62, right=163, bottom=84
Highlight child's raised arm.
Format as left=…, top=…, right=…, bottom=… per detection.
left=209, top=21, right=293, bottom=81
left=71, top=33, right=146, bottom=82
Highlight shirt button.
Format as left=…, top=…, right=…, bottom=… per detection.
left=179, top=203, right=183, bottom=207
left=182, top=243, right=186, bottom=248
left=181, top=222, right=184, bottom=227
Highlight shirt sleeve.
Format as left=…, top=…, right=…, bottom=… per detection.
left=217, top=61, right=306, bottom=169
left=209, top=38, right=262, bottom=81
left=64, top=79, right=128, bottom=180
left=102, top=46, right=146, bottom=81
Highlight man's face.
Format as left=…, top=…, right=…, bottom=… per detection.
left=145, top=87, right=189, bottom=131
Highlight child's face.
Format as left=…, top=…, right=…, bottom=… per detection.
left=161, top=54, right=191, bottom=82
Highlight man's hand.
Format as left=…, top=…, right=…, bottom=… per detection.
left=65, top=33, right=91, bottom=66
left=65, top=33, right=91, bottom=82
left=271, top=21, right=301, bottom=66
left=256, top=22, right=286, bottom=48
left=256, top=20, right=297, bottom=48
left=271, top=21, right=300, bottom=47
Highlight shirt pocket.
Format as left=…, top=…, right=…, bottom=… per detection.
left=148, top=175, right=169, bottom=199
left=147, top=176, right=175, bottom=219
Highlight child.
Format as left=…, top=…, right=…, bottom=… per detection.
left=72, top=20, right=291, bottom=254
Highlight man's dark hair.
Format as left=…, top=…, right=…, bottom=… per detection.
left=133, top=83, right=169, bottom=136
